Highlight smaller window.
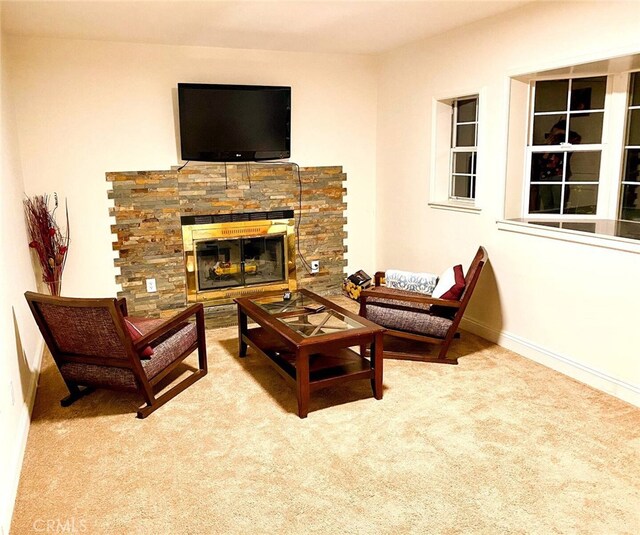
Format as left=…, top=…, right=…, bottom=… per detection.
left=449, top=96, right=479, bottom=201
left=620, top=71, right=640, bottom=221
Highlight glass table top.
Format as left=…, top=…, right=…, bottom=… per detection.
left=253, top=292, right=319, bottom=314
left=249, top=292, right=368, bottom=338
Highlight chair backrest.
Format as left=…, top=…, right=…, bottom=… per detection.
left=25, top=292, right=136, bottom=366
left=457, top=246, right=488, bottom=313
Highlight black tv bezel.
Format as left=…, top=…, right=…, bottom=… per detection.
left=177, top=83, right=291, bottom=163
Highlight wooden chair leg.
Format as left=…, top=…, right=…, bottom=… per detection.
left=136, top=369, right=206, bottom=418
left=61, top=385, right=95, bottom=407
left=379, top=330, right=460, bottom=364
left=196, top=308, right=208, bottom=373
left=437, top=337, right=456, bottom=362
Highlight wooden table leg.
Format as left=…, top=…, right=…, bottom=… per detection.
left=237, top=306, right=248, bottom=357
left=296, top=349, right=310, bottom=418
left=371, top=332, right=383, bottom=399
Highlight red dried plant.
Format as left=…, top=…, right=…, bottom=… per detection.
left=24, top=193, right=70, bottom=296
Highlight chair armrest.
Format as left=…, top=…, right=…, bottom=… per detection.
left=374, top=272, right=385, bottom=287
left=132, top=303, right=204, bottom=349
left=360, top=287, right=461, bottom=309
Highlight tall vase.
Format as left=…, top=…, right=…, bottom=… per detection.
left=47, top=279, right=61, bottom=296
left=44, top=268, right=63, bottom=296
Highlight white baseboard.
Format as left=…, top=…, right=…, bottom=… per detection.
left=1, top=339, right=43, bottom=535
left=460, top=316, right=640, bottom=407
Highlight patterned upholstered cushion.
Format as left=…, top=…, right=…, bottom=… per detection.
left=365, top=287, right=432, bottom=310
left=37, top=303, right=128, bottom=359
left=365, top=303, right=453, bottom=339
left=385, top=269, right=438, bottom=295
left=142, top=322, right=198, bottom=380
left=59, top=322, right=198, bottom=389
left=59, top=361, right=138, bottom=389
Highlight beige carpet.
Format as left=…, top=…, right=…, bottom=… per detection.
left=10, top=298, right=640, bottom=534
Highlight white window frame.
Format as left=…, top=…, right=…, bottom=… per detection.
left=429, top=89, right=484, bottom=214
left=525, top=76, right=606, bottom=218
left=449, top=96, right=479, bottom=203
left=501, top=51, right=640, bottom=252
left=619, top=71, right=640, bottom=221
left=523, top=73, right=632, bottom=221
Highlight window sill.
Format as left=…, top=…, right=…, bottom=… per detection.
left=428, top=201, right=481, bottom=214
left=497, top=218, right=640, bottom=254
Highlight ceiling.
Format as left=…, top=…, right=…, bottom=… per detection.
left=1, top=0, right=531, bottom=55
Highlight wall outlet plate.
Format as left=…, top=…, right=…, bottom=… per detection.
left=146, top=278, right=157, bottom=292
left=310, top=260, right=320, bottom=274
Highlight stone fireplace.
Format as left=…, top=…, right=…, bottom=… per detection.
left=108, top=164, right=346, bottom=326
left=181, top=210, right=297, bottom=305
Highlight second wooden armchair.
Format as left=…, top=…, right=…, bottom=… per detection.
left=359, top=246, right=487, bottom=364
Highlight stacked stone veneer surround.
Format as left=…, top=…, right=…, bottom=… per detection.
left=108, top=164, right=347, bottom=326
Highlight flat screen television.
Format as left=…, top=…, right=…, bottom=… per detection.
left=178, top=83, right=291, bottom=162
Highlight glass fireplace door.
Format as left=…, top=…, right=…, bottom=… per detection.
left=195, top=234, right=286, bottom=292
left=243, top=235, right=285, bottom=286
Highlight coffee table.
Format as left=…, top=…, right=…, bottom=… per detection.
left=235, top=289, right=384, bottom=418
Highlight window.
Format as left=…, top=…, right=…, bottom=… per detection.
left=503, top=58, right=640, bottom=248
left=430, top=92, right=482, bottom=212
left=527, top=76, right=606, bottom=216
left=523, top=71, right=640, bottom=225
left=621, top=72, right=640, bottom=221
left=450, top=96, right=478, bottom=201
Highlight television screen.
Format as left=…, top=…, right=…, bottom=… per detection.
left=178, top=83, right=291, bottom=162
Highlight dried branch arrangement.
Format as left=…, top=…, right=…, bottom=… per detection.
left=24, top=193, right=70, bottom=296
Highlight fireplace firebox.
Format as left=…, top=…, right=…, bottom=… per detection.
left=181, top=211, right=297, bottom=305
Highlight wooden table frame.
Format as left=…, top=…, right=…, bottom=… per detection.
left=235, top=289, right=384, bottom=418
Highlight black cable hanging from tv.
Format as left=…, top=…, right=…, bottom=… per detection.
left=293, top=163, right=313, bottom=275
left=245, top=162, right=251, bottom=188
left=251, top=160, right=313, bottom=275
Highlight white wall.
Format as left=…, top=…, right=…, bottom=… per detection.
left=6, top=36, right=379, bottom=298
left=376, top=1, right=640, bottom=404
left=0, top=15, right=43, bottom=535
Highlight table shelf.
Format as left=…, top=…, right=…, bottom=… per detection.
left=244, top=327, right=372, bottom=388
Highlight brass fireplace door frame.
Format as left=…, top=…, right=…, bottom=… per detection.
left=182, top=218, right=297, bottom=305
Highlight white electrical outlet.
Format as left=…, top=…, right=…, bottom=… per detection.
left=310, top=260, right=320, bottom=274
left=146, top=278, right=157, bottom=292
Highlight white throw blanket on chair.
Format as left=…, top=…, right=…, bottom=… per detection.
left=385, top=270, right=439, bottom=295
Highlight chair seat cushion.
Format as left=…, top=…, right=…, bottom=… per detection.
left=365, top=303, right=453, bottom=339
left=143, top=322, right=198, bottom=380
left=59, top=321, right=198, bottom=389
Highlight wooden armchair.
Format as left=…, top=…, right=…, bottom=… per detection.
left=25, top=292, right=207, bottom=418
left=359, top=246, right=487, bottom=364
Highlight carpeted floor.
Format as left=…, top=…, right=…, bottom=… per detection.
left=10, top=298, right=640, bottom=534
